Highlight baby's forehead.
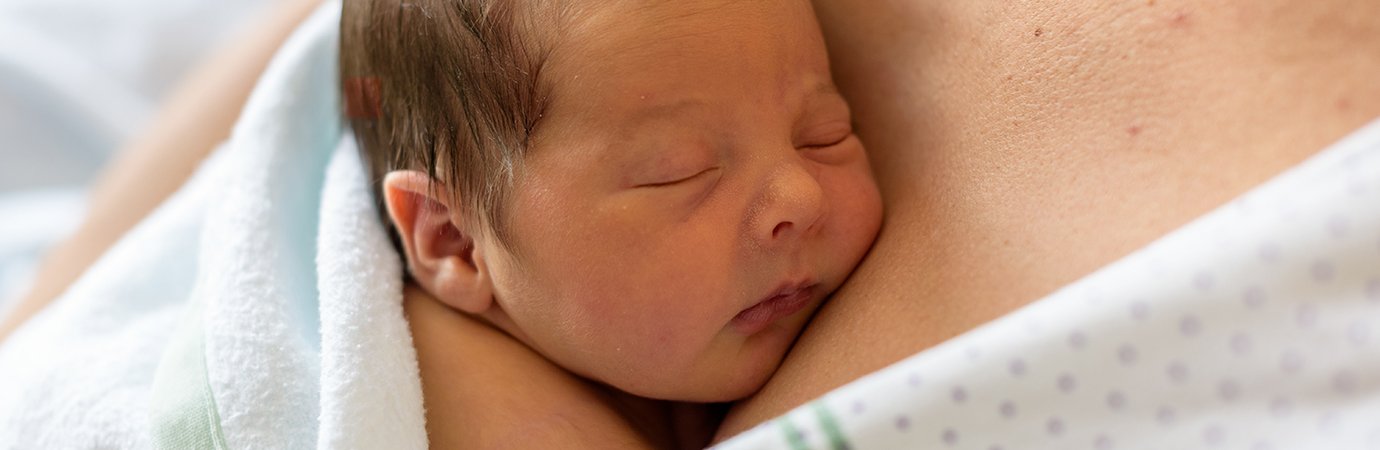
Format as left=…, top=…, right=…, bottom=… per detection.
left=554, top=0, right=816, bottom=55
left=527, top=0, right=833, bottom=132
left=546, top=4, right=824, bottom=82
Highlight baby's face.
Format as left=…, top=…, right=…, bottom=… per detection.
left=478, top=0, right=881, bottom=401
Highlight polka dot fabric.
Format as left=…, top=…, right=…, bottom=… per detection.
left=716, top=118, right=1380, bottom=450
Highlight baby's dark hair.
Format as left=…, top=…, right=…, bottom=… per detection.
left=340, top=0, right=568, bottom=245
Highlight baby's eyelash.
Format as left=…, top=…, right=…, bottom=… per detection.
left=637, top=167, right=720, bottom=188
left=801, top=131, right=853, bottom=150
left=810, top=133, right=851, bottom=148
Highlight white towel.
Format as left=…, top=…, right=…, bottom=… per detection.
left=0, top=2, right=428, bottom=448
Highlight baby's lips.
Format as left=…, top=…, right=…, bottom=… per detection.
left=731, top=283, right=816, bottom=335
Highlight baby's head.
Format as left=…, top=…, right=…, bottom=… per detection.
left=342, top=0, right=882, bottom=401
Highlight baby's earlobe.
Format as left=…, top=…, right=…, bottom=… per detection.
left=431, top=253, right=496, bottom=315
left=381, top=170, right=495, bottom=315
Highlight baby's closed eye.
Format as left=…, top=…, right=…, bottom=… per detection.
left=635, top=166, right=721, bottom=188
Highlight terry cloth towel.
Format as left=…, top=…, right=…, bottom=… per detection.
left=0, top=2, right=428, bottom=448
left=714, top=118, right=1380, bottom=449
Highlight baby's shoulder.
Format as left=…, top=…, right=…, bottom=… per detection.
left=403, top=286, right=668, bottom=448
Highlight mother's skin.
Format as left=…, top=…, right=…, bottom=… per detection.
left=723, top=0, right=1380, bottom=435
left=3, top=0, right=1378, bottom=446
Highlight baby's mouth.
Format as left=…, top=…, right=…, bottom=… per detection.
left=731, top=282, right=816, bottom=335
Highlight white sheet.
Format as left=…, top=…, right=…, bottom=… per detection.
left=0, top=0, right=278, bottom=191
left=0, top=188, right=84, bottom=315
left=0, top=0, right=279, bottom=316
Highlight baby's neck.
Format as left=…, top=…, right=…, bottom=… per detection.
left=600, top=386, right=728, bottom=450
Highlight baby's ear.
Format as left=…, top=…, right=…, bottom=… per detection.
left=382, top=170, right=495, bottom=314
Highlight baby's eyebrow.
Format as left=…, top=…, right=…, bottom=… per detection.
left=812, top=80, right=840, bottom=96
left=618, top=98, right=708, bottom=134
left=806, top=80, right=842, bottom=101
left=635, top=98, right=706, bottom=120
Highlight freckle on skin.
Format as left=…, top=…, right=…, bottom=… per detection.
left=1127, top=125, right=1143, bottom=137
left=1336, top=98, right=1353, bottom=112
left=1034, top=28, right=1044, bottom=37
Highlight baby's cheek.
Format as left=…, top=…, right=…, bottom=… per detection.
left=825, top=165, right=883, bottom=230
left=576, top=302, right=712, bottom=395
left=565, top=282, right=689, bottom=356
left=817, top=169, right=883, bottom=283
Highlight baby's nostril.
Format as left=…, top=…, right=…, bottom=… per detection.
left=772, top=221, right=793, bottom=239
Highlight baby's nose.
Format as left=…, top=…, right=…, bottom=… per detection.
left=754, top=157, right=825, bottom=245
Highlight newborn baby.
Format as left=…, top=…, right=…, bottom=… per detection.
left=341, top=0, right=882, bottom=403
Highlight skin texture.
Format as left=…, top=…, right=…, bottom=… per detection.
left=385, top=0, right=882, bottom=403
left=403, top=285, right=672, bottom=449
left=717, top=0, right=1380, bottom=438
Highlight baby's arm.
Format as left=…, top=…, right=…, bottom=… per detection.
left=405, top=285, right=708, bottom=449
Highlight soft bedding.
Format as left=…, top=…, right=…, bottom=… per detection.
left=0, top=4, right=425, bottom=448
left=0, top=0, right=276, bottom=312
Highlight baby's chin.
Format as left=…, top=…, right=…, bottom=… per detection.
left=608, top=353, right=780, bottom=403
left=601, top=304, right=816, bottom=403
